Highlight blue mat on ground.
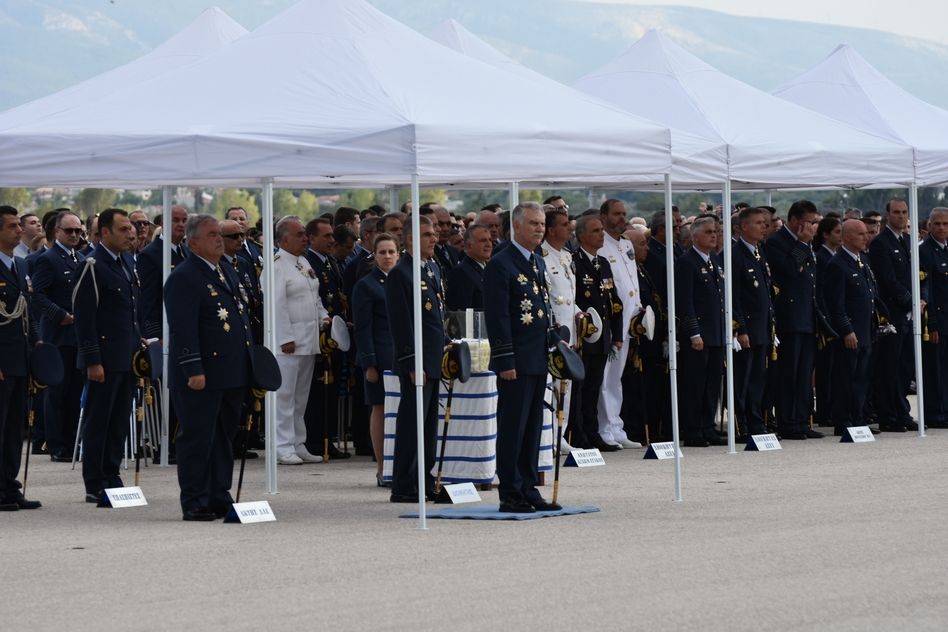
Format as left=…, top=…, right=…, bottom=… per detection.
left=399, top=505, right=600, bottom=520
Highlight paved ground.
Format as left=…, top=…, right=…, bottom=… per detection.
left=4, top=413, right=947, bottom=631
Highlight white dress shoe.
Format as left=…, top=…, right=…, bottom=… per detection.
left=297, top=450, right=324, bottom=463
left=616, top=438, right=643, bottom=449
left=605, top=439, right=622, bottom=449
left=277, top=452, right=303, bottom=465
left=558, top=440, right=575, bottom=454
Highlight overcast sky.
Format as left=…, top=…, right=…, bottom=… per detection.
left=582, top=0, right=947, bottom=43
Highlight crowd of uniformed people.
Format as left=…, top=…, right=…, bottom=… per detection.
left=0, top=193, right=940, bottom=518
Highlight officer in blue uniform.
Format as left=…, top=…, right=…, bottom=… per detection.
left=765, top=201, right=825, bottom=440
left=73, top=208, right=143, bottom=502
left=226, top=207, right=263, bottom=273
left=813, top=217, right=841, bottom=427
left=867, top=199, right=918, bottom=432
left=165, top=215, right=254, bottom=521
left=484, top=202, right=564, bottom=513
left=385, top=216, right=445, bottom=503
left=303, top=217, right=351, bottom=460
left=0, top=206, right=42, bottom=510
left=675, top=216, right=726, bottom=447
left=569, top=216, right=623, bottom=451
left=445, top=225, right=491, bottom=311
left=731, top=208, right=774, bottom=439
left=824, top=220, right=886, bottom=435
left=919, top=208, right=948, bottom=428
left=30, top=211, right=85, bottom=461
left=137, top=205, right=189, bottom=341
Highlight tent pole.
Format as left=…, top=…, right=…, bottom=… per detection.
left=723, top=181, right=736, bottom=454
left=509, top=181, right=519, bottom=210
left=411, top=174, right=427, bottom=529
left=159, top=187, right=172, bottom=467
left=261, top=178, right=279, bottom=492
left=665, top=174, right=682, bottom=502
left=389, top=185, right=398, bottom=213
left=909, top=183, right=926, bottom=437
left=587, top=189, right=597, bottom=209
left=765, top=190, right=772, bottom=208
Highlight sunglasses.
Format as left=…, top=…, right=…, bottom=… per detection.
left=60, top=227, right=83, bottom=235
left=222, top=233, right=246, bottom=240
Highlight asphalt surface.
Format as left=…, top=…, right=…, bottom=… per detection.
left=4, top=408, right=947, bottom=631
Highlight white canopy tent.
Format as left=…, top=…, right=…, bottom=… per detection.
left=427, top=18, right=727, bottom=190
left=771, top=44, right=948, bottom=188
left=0, top=7, right=247, bottom=132
left=770, top=43, right=947, bottom=435
left=571, top=29, right=918, bottom=461
left=0, top=0, right=705, bottom=523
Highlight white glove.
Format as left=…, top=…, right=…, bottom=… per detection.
left=732, top=337, right=742, bottom=352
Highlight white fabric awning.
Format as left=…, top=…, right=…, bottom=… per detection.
left=571, top=29, right=916, bottom=189
left=771, top=44, right=948, bottom=187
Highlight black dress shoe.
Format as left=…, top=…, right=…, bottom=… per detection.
left=735, top=435, right=749, bottom=444
left=31, top=444, right=48, bottom=455
left=246, top=434, right=266, bottom=450
left=901, top=420, right=919, bottom=431
left=233, top=450, right=259, bottom=459
left=13, top=498, right=41, bottom=509
left=804, top=429, right=825, bottom=439
left=927, top=419, right=948, bottom=429
left=592, top=441, right=620, bottom=452
left=499, top=497, right=536, bottom=513
left=530, top=498, right=562, bottom=512
left=211, top=504, right=233, bottom=519
left=85, top=490, right=104, bottom=503
left=49, top=451, right=72, bottom=462
left=834, top=427, right=849, bottom=437
left=182, top=507, right=217, bottom=522
left=706, top=435, right=726, bottom=446
left=868, top=427, right=882, bottom=435
left=781, top=430, right=808, bottom=440
left=683, top=439, right=710, bottom=447
left=0, top=501, right=19, bottom=511
left=327, top=446, right=352, bottom=460
left=879, top=423, right=907, bottom=432
left=390, top=493, right=420, bottom=503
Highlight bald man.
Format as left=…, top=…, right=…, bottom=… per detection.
left=824, top=220, right=886, bottom=436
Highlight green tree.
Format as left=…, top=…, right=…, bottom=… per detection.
left=272, top=189, right=298, bottom=219
left=0, top=188, right=30, bottom=208
left=296, top=191, right=320, bottom=222
left=209, top=189, right=259, bottom=223
left=73, top=189, right=116, bottom=216
left=337, top=189, right=380, bottom=210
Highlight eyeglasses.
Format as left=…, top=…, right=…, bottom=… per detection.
left=133, top=221, right=150, bottom=227
left=59, top=227, right=83, bottom=235
left=554, top=204, right=569, bottom=211
left=222, top=233, right=246, bottom=240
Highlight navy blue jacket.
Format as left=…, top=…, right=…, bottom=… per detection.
left=164, top=255, right=253, bottom=391
left=814, top=245, right=835, bottom=319
left=0, top=260, right=39, bottom=376
left=731, top=240, right=773, bottom=346
left=868, top=228, right=913, bottom=327
left=483, top=242, right=559, bottom=375
left=73, top=244, right=142, bottom=371
left=823, top=250, right=880, bottom=348
left=343, top=247, right=369, bottom=302
left=674, top=247, right=724, bottom=346
left=573, top=248, right=623, bottom=353
left=30, top=242, right=83, bottom=347
left=236, top=239, right=263, bottom=271
left=352, top=267, right=394, bottom=371
left=306, top=249, right=346, bottom=318
left=766, top=226, right=818, bottom=334
left=643, top=237, right=671, bottom=313
left=919, top=237, right=948, bottom=334
left=445, top=255, right=485, bottom=311
left=135, top=237, right=188, bottom=339
left=385, top=254, right=445, bottom=377
left=637, top=263, right=665, bottom=357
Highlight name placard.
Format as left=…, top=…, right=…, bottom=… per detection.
left=840, top=426, right=876, bottom=443
left=745, top=433, right=781, bottom=452
left=98, top=486, right=147, bottom=508
left=435, top=482, right=481, bottom=505
left=224, top=500, right=276, bottom=524
left=643, top=442, right=683, bottom=460
left=563, top=449, right=605, bottom=467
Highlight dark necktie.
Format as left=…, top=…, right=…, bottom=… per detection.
left=898, top=235, right=909, bottom=260
left=753, top=246, right=761, bottom=262
left=70, top=250, right=78, bottom=265
left=176, top=244, right=186, bottom=261
left=215, top=266, right=232, bottom=293
left=118, top=256, right=131, bottom=282
left=230, top=257, right=239, bottom=272
left=9, top=261, right=18, bottom=289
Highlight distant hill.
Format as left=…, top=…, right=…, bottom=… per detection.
left=1, top=0, right=946, bottom=112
